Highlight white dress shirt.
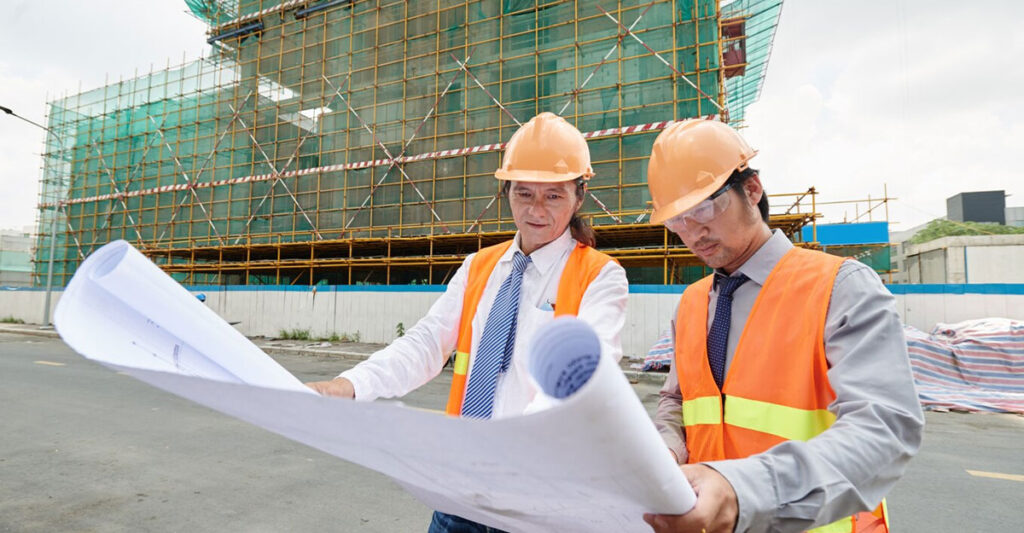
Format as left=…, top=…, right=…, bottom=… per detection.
left=339, top=228, right=629, bottom=418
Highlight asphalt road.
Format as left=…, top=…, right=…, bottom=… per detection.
left=1, top=332, right=1021, bottom=532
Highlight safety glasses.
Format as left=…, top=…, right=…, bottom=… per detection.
left=663, top=182, right=734, bottom=234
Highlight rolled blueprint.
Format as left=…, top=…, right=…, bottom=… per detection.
left=55, top=240, right=310, bottom=392
left=525, top=316, right=697, bottom=516
left=56, top=240, right=696, bottom=532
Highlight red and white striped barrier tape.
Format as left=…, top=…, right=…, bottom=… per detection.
left=41, top=120, right=676, bottom=208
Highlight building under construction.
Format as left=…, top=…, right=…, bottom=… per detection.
left=35, top=0, right=800, bottom=287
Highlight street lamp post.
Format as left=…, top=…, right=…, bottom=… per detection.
left=1, top=104, right=65, bottom=327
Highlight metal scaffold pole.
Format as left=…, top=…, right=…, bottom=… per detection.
left=31, top=0, right=791, bottom=287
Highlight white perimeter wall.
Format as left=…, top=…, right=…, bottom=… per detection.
left=965, top=246, right=1024, bottom=283
left=4, top=288, right=1023, bottom=357
left=903, top=236, right=1024, bottom=284
left=896, top=291, right=1024, bottom=331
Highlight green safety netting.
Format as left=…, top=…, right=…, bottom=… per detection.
left=721, top=0, right=783, bottom=125
left=822, top=244, right=893, bottom=275
left=184, top=0, right=237, bottom=26
left=38, top=0, right=780, bottom=285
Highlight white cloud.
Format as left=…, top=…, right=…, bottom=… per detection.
left=0, top=64, right=78, bottom=233
left=0, top=0, right=207, bottom=231
left=744, top=0, right=1024, bottom=231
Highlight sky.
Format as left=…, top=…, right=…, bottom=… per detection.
left=1, top=1, right=1021, bottom=233
left=742, top=1, right=1024, bottom=230
left=0, top=1, right=208, bottom=232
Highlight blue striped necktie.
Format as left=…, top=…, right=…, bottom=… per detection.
left=707, top=273, right=749, bottom=389
left=461, top=251, right=532, bottom=419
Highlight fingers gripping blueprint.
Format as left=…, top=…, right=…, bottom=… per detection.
left=55, top=240, right=696, bottom=532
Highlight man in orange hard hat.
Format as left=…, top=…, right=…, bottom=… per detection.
left=642, top=119, right=924, bottom=533
left=307, top=112, right=628, bottom=533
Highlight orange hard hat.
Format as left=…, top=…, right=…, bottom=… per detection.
left=647, top=119, right=757, bottom=224
left=495, top=112, right=594, bottom=183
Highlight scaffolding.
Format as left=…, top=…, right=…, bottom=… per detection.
left=35, top=0, right=791, bottom=287
left=812, top=187, right=898, bottom=281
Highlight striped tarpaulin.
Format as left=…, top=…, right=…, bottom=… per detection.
left=643, top=328, right=674, bottom=372
left=905, top=319, right=1024, bottom=414
left=640, top=318, right=1024, bottom=414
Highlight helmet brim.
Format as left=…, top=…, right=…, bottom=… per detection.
left=649, top=172, right=730, bottom=224
left=495, top=168, right=593, bottom=183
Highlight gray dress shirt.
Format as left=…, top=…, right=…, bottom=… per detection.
left=654, top=230, right=925, bottom=532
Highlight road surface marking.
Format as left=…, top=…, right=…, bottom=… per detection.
left=34, top=360, right=65, bottom=366
left=966, top=470, right=1024, bottom=482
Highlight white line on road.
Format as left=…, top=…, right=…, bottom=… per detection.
left=966, top=470, right=1024, bottom=482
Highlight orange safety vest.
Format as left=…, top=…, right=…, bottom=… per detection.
left=674, top=247, right=889, bottom=533
left=445, top=240, right=615, bottom=416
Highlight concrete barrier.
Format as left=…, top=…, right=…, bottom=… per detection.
left=3, top=284, right=1022, bottom=357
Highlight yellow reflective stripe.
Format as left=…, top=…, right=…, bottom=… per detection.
left=807, top=516, right=852, bottom=533
left=881, top=498, right=890, bottom=528
left=681, top=396, right=721, bottom=426
left=724, top=396, right=836, bottom=442
left=453, top=351, right=470, bottom=375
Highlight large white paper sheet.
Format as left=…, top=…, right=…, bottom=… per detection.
left=55, top=240, right=695, bottom=532
left=55, top=240, right=309, bottom=393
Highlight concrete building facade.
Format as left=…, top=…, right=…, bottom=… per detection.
left=902, top=234, right=1024, bottom=284
left=0, top=229, right=34, bottom=287
left=946, top=190, right=1006, bottom=225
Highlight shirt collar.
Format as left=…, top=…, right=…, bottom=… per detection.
left=714, top=229, right=792, bottom=288
left=507, top=227, right=576, bottom=276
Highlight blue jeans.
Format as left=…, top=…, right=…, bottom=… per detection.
left=428, top=511, right=509, bottom=533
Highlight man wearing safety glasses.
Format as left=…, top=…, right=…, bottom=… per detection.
left=642, top=119, right=924, bottom=533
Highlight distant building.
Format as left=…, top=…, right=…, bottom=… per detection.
left=902, top=234, right=1024, bottom=284
left=890, top=189, right=1024, bottom=283
left=1006, top=206, right=1024, bottom=227
left=0, top=228, right=33, bottom=287
left=34, top=0, right=787, bottom=288
left=946, top=190, right=1006, bottom=225
left=889, top=220, right=936, bottom=284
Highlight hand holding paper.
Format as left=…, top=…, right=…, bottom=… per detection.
left=306, top=377, right=356, bottom=398
left=56, top=240, right=696, bottom=532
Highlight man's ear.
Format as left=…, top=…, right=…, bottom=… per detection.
left=744, top=173, right=764, bottom=206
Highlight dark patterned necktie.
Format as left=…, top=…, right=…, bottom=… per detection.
left=707, top=274, right=749, bottom=389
